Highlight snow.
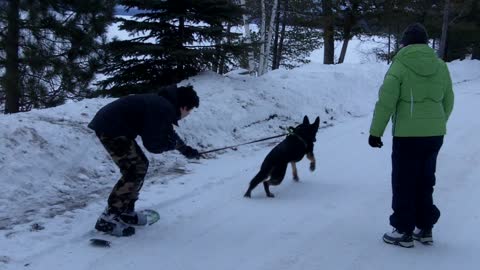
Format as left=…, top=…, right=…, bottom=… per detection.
left=1, top=34, right=480, bottom=269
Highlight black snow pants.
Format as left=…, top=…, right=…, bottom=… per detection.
left=389, top=136, right=443, bottom=234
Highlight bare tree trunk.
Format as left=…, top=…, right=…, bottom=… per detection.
left=438, top=0, right=450, bottom=59
left=387, top=25, right=391, bottom=64
left=219, top=23, right=232, bottom=74
left=272, top=0, right=281, bottom=70
left=5, top=0, right=21, bottom=114
left=323, top=0, right=335, bottom=65
left=212, top=21, right=231, bottom=75
left=338, top=1, right=360, bottom=63
left=274, top=0, right=289, bottom=70
left=338, top=39, right=349, bottom=64
left=177, top=16, right=186, bottom=82
left=258, top=0, right=267, bottom=75
left=240, top=0, right=254, bottom=72
left=338, top=5, right=356, bottom=64
left=472, top=45, right=480, bottom=60
left=395, top=24, right=401, bottom=52
left=260, top=0, right=279, bottom=75
left=212, top=36, right=221, bottom=73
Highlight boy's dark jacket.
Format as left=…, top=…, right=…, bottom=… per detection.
left=88, top=87, right=185, bottom=153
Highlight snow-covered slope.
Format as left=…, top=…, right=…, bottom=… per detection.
left=1, top=55, right=479, bottom=269
left=0, top=62, right=389, bottom=230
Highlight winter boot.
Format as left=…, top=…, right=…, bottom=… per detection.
left=413, top=228, right=433, bottom=245
left=383, top=229, right=414, bottom=248
left=119, top=211, right=148, bottom=226
left=95, top=210, right=135, bottom=236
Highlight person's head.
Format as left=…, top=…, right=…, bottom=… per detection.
left=176, top=85, right=199, bottom=119
left=400, top=23, right=429, bottom=47
left=158, top=84, right=199, bottom=119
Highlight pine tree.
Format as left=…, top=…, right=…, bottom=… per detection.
left=363, top=0, right=479, bottom=62
left=442, top=0, right=480, bottom=61
left=0, top=0, right=115, bottom=113
left=99, top=0, right=244, bottom=96
left=363, top=0, right=437, bottom=62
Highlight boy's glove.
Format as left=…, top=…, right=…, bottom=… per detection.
left=368, top=135, right=383, bottom=148
left=178, top=145, right=201, bottom=159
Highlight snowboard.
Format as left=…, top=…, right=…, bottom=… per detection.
left=89, top=209, right=160, bottom=248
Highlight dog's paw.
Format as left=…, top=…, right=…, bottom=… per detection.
left=266, top=193, right=275, bottom=198
left=310, top=163, right=316, bottom=171
left=293, top=175, right=299, bottom=182
left=244, top=192, right=251, bottom=198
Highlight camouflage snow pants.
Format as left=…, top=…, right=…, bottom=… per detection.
left=97, top=133, right=149, bottom=214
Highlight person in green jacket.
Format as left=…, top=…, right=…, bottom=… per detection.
left=368, top=23, right=454, bottom=248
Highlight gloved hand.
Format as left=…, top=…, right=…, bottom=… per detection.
left=179, top=145, right=201, bottom=159
left=368, top=135, right=383, bottom=148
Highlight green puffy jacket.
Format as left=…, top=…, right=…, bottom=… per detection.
left=370, top=44, right=454, bottom=137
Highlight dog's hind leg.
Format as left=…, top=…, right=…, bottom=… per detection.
left=244, top=170, right=269, bottom=198
left=263, top=182, right=274, bottom=198
left=264, top=163, right=288, bottom=198
left=291, top=162, right=299, bottom=182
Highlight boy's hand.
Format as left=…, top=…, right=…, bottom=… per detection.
left=179, top=145, right=201, bottom=159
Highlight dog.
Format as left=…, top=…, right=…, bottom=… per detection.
left=244, top=115, right=320, bottom=198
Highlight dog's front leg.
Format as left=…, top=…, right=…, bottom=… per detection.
left=291, top=162, right=299, bottom=182
left=306, top=152, right=316, bottom=171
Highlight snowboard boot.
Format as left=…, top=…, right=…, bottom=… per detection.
left=119, top=211, right=148, bottom=226
left=95, top=210, right=135, bottom=237
left=413, top=228, right=433, bottom=245
left=383, top=229, right=414, bottom=248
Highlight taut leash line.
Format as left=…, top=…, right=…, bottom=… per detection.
left=199, top=133, right=288, bottom=155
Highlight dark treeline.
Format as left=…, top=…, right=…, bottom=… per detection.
left=0, top=0, right=116, bottom=113
left=1, top=0, right=478, bottom=113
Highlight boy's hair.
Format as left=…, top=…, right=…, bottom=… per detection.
left=177, top=85, right=199, bottom=110
left=158, top=84, right=199, bottom=110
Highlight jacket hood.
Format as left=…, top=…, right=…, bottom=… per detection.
left=395, top=44, right=440, bottom=77
left=158, top=85, right=180, bottom=126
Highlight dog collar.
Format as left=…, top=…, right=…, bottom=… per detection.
left=287, top=127, right=308, bottom=149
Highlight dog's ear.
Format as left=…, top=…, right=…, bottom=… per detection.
left=312, top=116, right=320, bottom=130
left=303, top=115, right=310, bottom=125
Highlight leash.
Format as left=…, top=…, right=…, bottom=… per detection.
left=198, top=127, right=309, bottom=155
left=199, top=132, right=289, bottom=155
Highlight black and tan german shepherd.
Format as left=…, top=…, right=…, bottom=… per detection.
left=244, top=115, right=320, bottom=198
